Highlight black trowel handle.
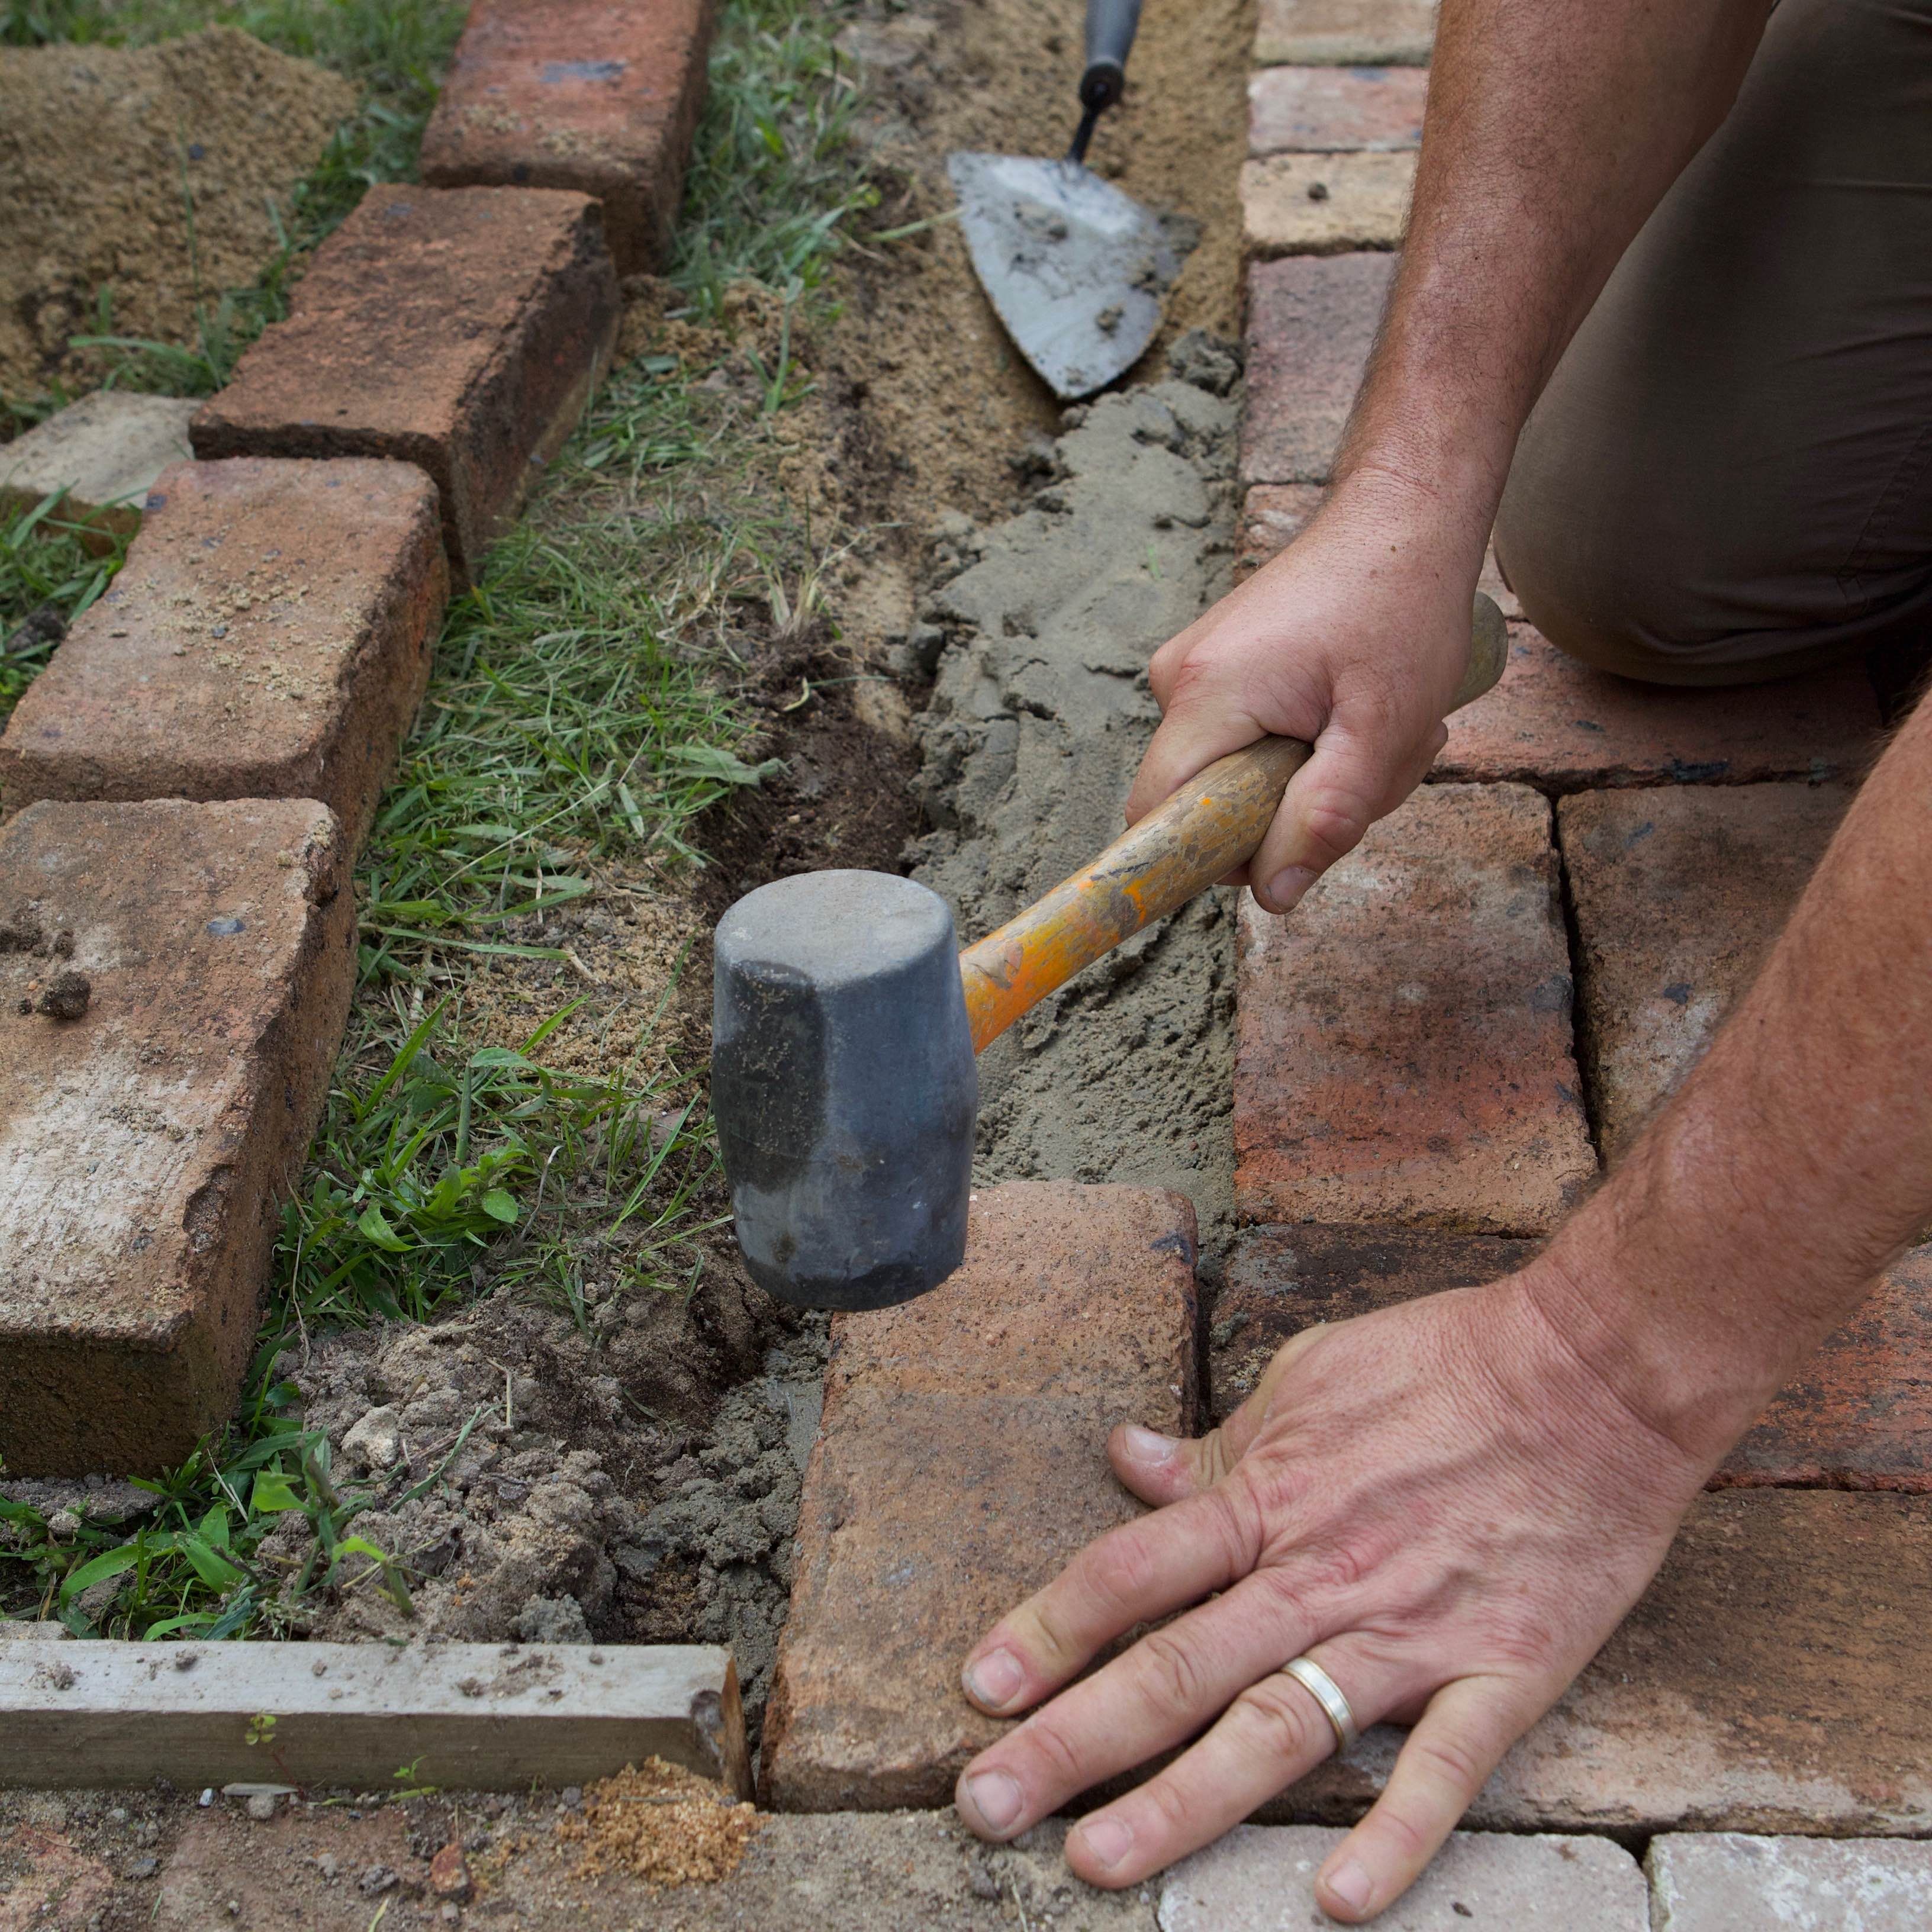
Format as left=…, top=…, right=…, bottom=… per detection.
left=1070, top=0, right=1144, bottom=161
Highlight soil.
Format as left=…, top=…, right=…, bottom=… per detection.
left=0, top=30, right=356, bottom=404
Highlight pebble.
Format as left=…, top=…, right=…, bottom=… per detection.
left=246, top=1793, right=277, bottom=1821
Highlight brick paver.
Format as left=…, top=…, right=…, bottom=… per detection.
left=1220, top=1226, right=1932, bottom=1492
left=1255, top=0, right=1437, bottom=66
left=761, top=1182, right=1198, bottom=1812
left=1437, top=622, right=1882, bottom=790
left=0, top=798, right=354, bottom=1475
left=1241, top=253, right=1395, bottom=484
left=1235, top=482, right=1324, bottom=579
left=191, top=185, right=620, bottom=585
left=1560, top=784, right=1849, bottom=1155
left=420, top=0, right=717, bottom=275
left=1271, top=1490, right=1932, bottom=1833
left=1160, top=1825, right=1647, bottom=1930
left=0, top=459, right=446, bottom=848
left=0, top=392, right=196, bottom=549
left=1249, top=65, right=1428, bottom=155
left=1234, top=783, right=1596, bottom=1232
left=1241, top=152, right=1415, bottom=256
left=1648, top=1833, right=1932, bottom=1930
left=1212, top=1227, right=1538, bottom=1422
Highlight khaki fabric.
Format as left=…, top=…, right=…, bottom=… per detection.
left=1493, top=0, right=1932, bottom=687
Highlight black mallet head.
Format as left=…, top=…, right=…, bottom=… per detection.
left=711, top=871, right=977, bottom=1311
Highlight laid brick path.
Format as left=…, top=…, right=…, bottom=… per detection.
left=1648, top=1833, right=1932, bottom=1930
left=191, top=183, right=620, bottom=585
left=0, top=798, right=353, bottom=1474
left=1254, top=0, right=1437, bottom=67
left=762, top=1183, right=1198, bottom=1812
left=1248, top=65, right=1428, bottom=156
left=0, top=458, right=446, bottom=847
left=421, top=0, right=719, bottom=275
left=1234, top=782, right=1596, bottom=1232
left=1161, top=1825, right=1647, bottom=1930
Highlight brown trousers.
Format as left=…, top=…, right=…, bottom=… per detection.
left=1492, top=0, right=1932, bottom=687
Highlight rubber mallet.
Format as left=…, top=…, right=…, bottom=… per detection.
left=713, top=595, right=1508, bottom=1310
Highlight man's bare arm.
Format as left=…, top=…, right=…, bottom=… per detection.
left=1126, top=0, right=1773, bottom=912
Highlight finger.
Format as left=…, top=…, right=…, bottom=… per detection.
left=955, top=1568, right=1322, bottom=1844
left=959, top=1485, right=1259, bottom=1717
left=1063, top=1637, right=1391, bottom=1889
left=1247, top=717, right=1399, bottom=915
left=1109, top=1325, right=1334, bottom=1508
left=1123, top=694, right=1271, bottom=827
left=1314, top=1676, right=1533, bottom=1923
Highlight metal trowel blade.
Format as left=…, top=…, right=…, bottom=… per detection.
left=948, top=150, right=1178, bottom=402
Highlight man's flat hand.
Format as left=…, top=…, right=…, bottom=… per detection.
left=950, top=1276, right=1708, bottom=1922
left=1126, top=476, right=1481, bottom=915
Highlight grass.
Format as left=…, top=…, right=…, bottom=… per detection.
left=0, top=0, right=872, bottom=1638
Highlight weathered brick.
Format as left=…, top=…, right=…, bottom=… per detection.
left=1241, top=151, right=1413, bottom=257
left=1212, top=1226, right=1537, bottom=1422
left=0, top=798, right=354, bottom=1475
left=1560, top=785, right=1848, bottom=1155
left=1235, top=482, right=1324, bottom=579
left=1240, top=253, right=1394, bottom=485
left=1647, top=1833, right=1932, bottom=1930
left=1234, top=783, right=1596, bottom=1232
left=420, top=0, right=717, bottom=275
left=1219, top=1226, right=1932, bottom=1493
left=761, top=1182, right=1198, bottom=1812
left=191, top=186, right=620, bottom=585
left=1161, top=1825, right=1646, bottom=1930
left=1249, top=65, right=1428, bottom=156
left=1270, top=1490, right=1932, bottom=1833
left=1256, top=0, right=1437, bottom=66
left=1437, top=622, right=1882, bottom=790
left=1, top=459, right=446, bottom=848
left=0, top=392, right=196, bottom=550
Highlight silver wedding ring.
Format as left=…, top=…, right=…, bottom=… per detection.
left=1280, top=1654, right=1359, bottom=1755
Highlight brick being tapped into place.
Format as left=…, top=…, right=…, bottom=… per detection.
left=191, top=186, right=620, bottom=585
left=0, top=458, right=446, bottom=848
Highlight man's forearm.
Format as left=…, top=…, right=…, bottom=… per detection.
left=1337, top=0, right=1773, bottom=544
left=1529, top=701, right=1932, bottom=1463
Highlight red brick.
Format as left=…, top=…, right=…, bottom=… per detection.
left=1271, top=1490, right=1932, bottom=1834
left=1235, top=482, right=1325, bottom=579
left=0, top=459, right=446, bottom=849
left=0, top=799, right=354, bottom=1475
left=420, top=0, right=717, bottom=275
left=1212, top=1225, right=1537, bottom=1423
left=1239, top=253, right=1393, bottom=485
left=191, top=186, right=620, bottom=585
left=1256, top=0, right=1436, bottom=66
left=1437, top=621, right=1882, bottom=790
left=1248, top=65, right=1428, bottom=156
left=1221, top=1226, right=1932, bottom=1492
left=761, top=1182, right=1199, bottom=1811
left=1234, top=783, right=1597, bottom=1232
left=1560, top=785, right=1850, bottom=1157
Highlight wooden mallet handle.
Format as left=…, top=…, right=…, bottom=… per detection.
left=958, top=594, right=1509, bottom=1052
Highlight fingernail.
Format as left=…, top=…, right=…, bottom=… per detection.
left=962, top=1648, right=1025, bottom=1710
left=1264, top=865, right=1317, bottom=911
left=961, top=1769, right=1025, bottom=1834
left=1119, top=1424, right=1176, bottom=1463
left=1075, top=1814, right=1134, bottom=1870
left=1321, top=1859, right=1373, bottom=1914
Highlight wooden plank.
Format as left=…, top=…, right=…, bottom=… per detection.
left=0, top=1640, right=748, bottom=1797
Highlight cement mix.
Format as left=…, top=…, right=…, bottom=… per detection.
left=910, top=354, right=1244, bottom=1254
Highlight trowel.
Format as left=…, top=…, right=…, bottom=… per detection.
left=948, top=0, right=1178, bottom=401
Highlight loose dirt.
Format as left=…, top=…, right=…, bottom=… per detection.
left=0, top=29, right=355, bottom=403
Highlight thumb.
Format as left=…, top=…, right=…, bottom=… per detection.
left=1248, top=711, right=1445, bottom=915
